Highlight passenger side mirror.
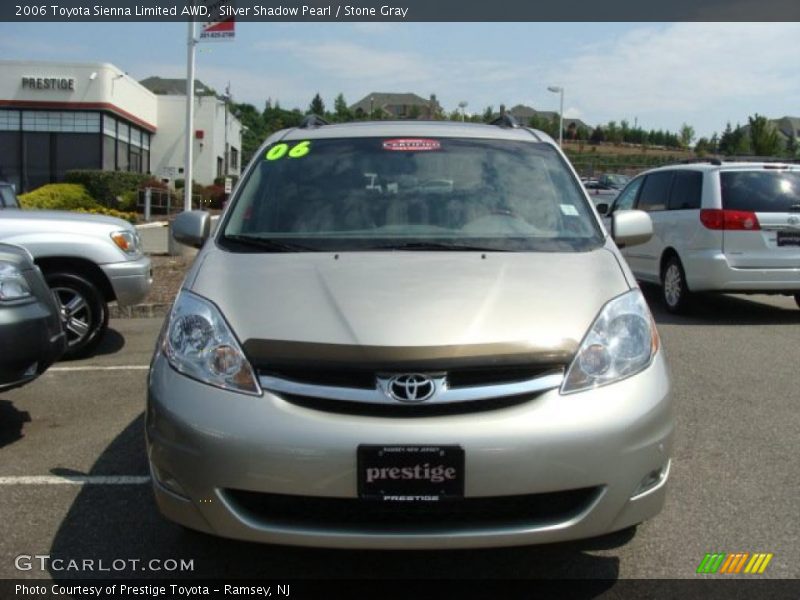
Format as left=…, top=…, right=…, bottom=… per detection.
left=596, top=202, right=610, bottom=216
left=172, top=210, right=211, bottom=248
left=612, top=210, right=652, bottom=247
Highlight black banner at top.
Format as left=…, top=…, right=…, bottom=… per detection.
left=3, top=0, right=800, bottom=22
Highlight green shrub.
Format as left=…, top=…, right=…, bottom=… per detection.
left=119, top=189, right=139, bottom=212
left=18, top=183, right=97, bottom=210
left=65, top=170, right=150, bottom=207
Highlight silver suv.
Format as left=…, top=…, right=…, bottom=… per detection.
left=147, top=118, right=672, bottom=549
left=0, top=198, right=152, bottom=357
left=608, top=161, right=800, bottom=312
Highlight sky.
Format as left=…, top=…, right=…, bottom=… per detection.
left=1, top=21, right=799, bottom=139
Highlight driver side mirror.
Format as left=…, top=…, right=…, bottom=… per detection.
left=172, top=210, right=211, bottom=248
left=596, top=202, right=610, bottom=216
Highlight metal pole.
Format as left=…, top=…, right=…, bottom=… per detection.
left=559, top=89, right=564, bottom=148
left=183, top=19, right=196, bottom=212
left=144, top=187, right=152, bottom=222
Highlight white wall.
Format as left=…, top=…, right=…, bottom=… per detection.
left=150, top=94, right=242, bottom=187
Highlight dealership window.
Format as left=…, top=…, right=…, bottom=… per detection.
left=116, top=122, right=130, bottom=171
left=0, top=132, right=21, bottom=190
left=230, top=146, right=239, bottom=170
left=0, top=110, right=21, bottom=131
left=217, top=156, right=224, bottom=178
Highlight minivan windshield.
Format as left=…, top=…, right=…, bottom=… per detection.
left=721, top=170, right=800, bottom=212
left=222, top=137, right=602, bottom=252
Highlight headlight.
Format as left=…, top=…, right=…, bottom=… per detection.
left=163, top=290, right=261, bottom=396
left=561, top=289, right=659, bottom=394
left=110, top=230, right=141, bottom=255
left=0, top=262, right=32, bottom=301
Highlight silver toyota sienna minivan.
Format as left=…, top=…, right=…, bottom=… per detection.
left=147, top=118, right=673, bottom=549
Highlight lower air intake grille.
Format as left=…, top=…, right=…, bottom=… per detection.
left=224, top=487, right=601, bottom=533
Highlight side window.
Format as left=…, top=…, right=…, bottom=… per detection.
left=612, top=177, right=643, bottom=212
left=668, top=171, right=702, bottom=210
left=638, top=172, right=673, bottom=212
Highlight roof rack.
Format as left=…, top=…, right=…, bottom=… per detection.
left=680, top=158, right=722, bottom=166
left=489, top=114, right=520, bottom=129
left=298, top=114, right=329, bottom=129
left=718, top=156, right=800, bottom=164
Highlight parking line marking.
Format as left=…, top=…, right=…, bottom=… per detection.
left=0, top=476, right=150, bottom=485
left=48, top=365, right=149, bottom=372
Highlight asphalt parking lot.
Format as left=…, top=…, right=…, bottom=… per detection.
left=0, top=288, right=798, bottom=582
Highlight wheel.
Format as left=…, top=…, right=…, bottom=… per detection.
left=44, top=271, right=108, bottom=359
left=661, top=256, right=691, bottom=313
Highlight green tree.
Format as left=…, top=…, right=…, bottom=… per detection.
left=694, top=137, right=711, bottom=156
left=680, top=123, right=695, bottom=148
left=747, top=113, right=781, bottom=157
left=333, top=93, right=351, bottom=122
left=785, top=135, right=798, bottom=158
left=309, top=93, right=325, bottom=116
left=482, top=106, right=494, bottom=123
left=409, top=104, right=422, bottom=120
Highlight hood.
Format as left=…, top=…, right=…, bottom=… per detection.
left=0, top=209, right=132, bottom=230
left=189, top=247, right=631, bottom=367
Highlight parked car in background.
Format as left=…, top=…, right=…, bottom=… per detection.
left=583, top=179, right=619, bottom=210
left=607, top=160, right=800, bottom=312
left=597, top=173, right=631, bottom=190
left=148, top=119, right=672, bottom=549
left=0, top=194, right=152, bottom=358
left=0, top=243, right=65, bottom=391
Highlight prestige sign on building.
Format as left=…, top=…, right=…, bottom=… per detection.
left=21, top=77, right=76, bottom=90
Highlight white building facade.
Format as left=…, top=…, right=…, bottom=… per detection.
left=0, top=60, right=241, bottom=192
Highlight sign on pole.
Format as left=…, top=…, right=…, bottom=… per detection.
left=199, top=1, right=236, bottom=42
left=224, top=177, right=233, bottom=194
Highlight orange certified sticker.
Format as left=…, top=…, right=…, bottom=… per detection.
left=382, top=138, right=441, bottom=151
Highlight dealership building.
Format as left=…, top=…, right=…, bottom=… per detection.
left=0, top=60, right=242, bottom=193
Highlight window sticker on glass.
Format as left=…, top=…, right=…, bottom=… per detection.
left=560, top=204, right=579, bottom=216
left=382, top=139, right=441, bottom=152
left=265, top=141, right=311, bottom=161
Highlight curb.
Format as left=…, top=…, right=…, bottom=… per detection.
left=110, top=303, right=172, bottom=319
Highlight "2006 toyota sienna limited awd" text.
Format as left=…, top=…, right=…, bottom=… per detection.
left=146, top=117, right=673, bottom=549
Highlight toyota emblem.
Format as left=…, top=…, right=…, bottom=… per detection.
left=387, top=374, right=436, bottom=403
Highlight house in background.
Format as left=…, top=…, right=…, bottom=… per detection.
left=772, top=116, right=800, bottom=146
left=350, top=93, right=442, bottom=119
left=508, top=104, right=592, bottom=138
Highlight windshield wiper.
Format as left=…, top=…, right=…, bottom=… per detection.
left=222, top=234, right=313, bottom=252
left=366, top=241, right=508, bottom=252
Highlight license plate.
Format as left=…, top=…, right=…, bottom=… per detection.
left=357, top=445, right=464, bottom=502
left=777, top=231, right=800, bottom=247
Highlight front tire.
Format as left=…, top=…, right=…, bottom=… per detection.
left=661, top=256, right=691, bottom=313
left=44, top=271, right=108, bottom=359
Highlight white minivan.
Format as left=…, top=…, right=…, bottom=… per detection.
left=606, top=161, right=800, bottom=312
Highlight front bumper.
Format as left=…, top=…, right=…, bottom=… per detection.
left=0, top=296, right=65, bottom=392
left=686, top=251, right=800, bottom=293
left=101, top=255, right=152, bottom=306
left=146, top=352, right=673, bottom=549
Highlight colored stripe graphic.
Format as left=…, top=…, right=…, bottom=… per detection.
left=744, top=553, right=773, bottom=574
left=697, top=553, right=726, bottom=574
left=697, top=552, right=773, bottom=574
